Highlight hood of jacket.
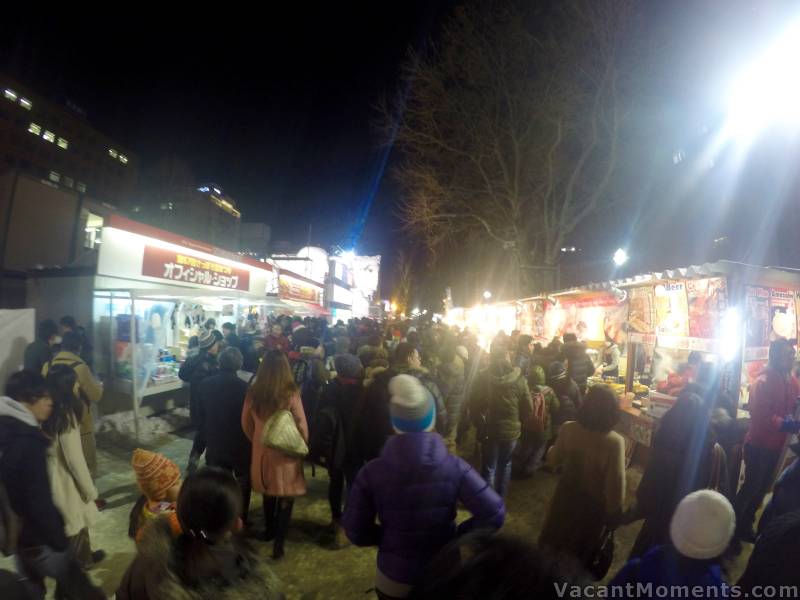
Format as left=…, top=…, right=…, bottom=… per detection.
left=0, top=395, right=38, bottom=428
left=492, top=366, right=522, bottom=386
left=130, top=517, right=281, bottom=600
left=438, top=360, right=465, bottom=380
left=380, top=432, right=449, bottom=473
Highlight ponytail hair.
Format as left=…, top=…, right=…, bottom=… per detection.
left=172, top=467, right=243, bottom=587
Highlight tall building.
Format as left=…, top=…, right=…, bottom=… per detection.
left=0, top=73, right=138, bottom=204
left=239, top=222, right=271, bottom=260
left=131, top=183, right=241, bottom=251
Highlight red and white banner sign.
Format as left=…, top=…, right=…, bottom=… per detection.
left=278, top=273, right=323, bottom=305
left=142, top=245, right=250, bottom=291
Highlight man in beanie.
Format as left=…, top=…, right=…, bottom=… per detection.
left=178, top=329, right=220, bottom=473
left=313, top=352, right=364, bottom=547
left=356, top=342, right=446, bottom=464
left=734, top=338, right=800, bottom=544
left=547, top=361, right=582, bottom=435
left=128, top=449, right=182, bottom=539
left=196, top=347, right=252, bottom=523
left=609, top=490, right=735, bottom=596
left=344, top=374, right=505, bottom=599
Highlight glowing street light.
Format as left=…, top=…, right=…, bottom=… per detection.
left=613, top=248, right=629, bottom=266
left=725, top=18, right=800, bottom=140
left=483, top=290, right=492, bottom=301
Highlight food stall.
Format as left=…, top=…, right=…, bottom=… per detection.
left=277, top=271, right=327, bottom=317
left=447, top=261, right=800, bottom=469
left=443, top=302, right=518, bottom=349
left=91, top=216, right=282, bottom=438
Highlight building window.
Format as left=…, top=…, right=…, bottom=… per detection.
left=28, top=122, right=41, bottom=136
left=64, top=177, right=74, bottom=188
left=108, top=148, right=117, bottom=158
left=43, top=130, right=55, bottom=143
left=76, top=182, right=86, bottom=193
left=49, top=171, right=60, bottom=183
left=57, top=137, right=68, bottom=150
left=19, top=98, right=32, bottom=110
left=83, top=212, right=103, bottom=249
left=3, top=89, right=16, bottom=101
left=119, top=154, right=128, bottom=164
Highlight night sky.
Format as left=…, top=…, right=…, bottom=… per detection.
left=4, top=2, right=800, bottom=305
left=0, top=4, right=453, bottom=264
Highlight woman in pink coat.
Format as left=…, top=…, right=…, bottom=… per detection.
left=242, top=349, right=308, bottom=559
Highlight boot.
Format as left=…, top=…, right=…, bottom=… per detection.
left=272, top=498, right=294, bottom=560
left=262, top=496, right=278, bottom=542
left=332, top=519, right=350, bottom=549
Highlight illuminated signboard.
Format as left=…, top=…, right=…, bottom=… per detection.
left=142, top=245, right=250, bottom=291
left=279, top=273, right=323, bottom=305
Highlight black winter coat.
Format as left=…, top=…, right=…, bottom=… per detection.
left=356, top=368, right=397, bottom=463
left=179, top=350, right=219, bottom=426
left=0, top=405, right=68, bottom=551
left=563, top=342, right=594, bottom=389
left=317, top=378, right=364, bottom=467
left=198, top=371, right=251, bottom=469
left=23, top=340, right=52, bottom=375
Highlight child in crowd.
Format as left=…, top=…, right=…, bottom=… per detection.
left=128, top=448, right=182, bottom=539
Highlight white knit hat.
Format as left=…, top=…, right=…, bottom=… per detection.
left=389, top=374, right=435, bottom=434
left=670, top=490, right=735, bottom=560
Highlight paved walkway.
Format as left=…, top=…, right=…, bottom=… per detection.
left=1, top=422, right=753, bottom=599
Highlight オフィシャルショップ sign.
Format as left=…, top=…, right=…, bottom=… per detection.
left=142, top=245, right=250, bottom=291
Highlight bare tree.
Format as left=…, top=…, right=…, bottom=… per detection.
left=389, top=0, right=648, bottom=292
left=392, top=249, right=414, bottom=314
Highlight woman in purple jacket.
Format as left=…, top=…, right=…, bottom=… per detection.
left=343, top=374, right=506, bottom=599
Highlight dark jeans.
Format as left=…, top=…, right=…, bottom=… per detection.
left=15, top=545, right=105, bottom=600
left=481, top=439, right=518, bottom=498
left=206, top=457, right=252, bottom=523
left=513, top=431, right=547, bottom=477
left=734, top=444, right=781, bottom=536
left=328, top=464, right=359, bottom=520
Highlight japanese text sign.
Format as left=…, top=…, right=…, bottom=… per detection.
left=142, top=245, right=250, bottom=291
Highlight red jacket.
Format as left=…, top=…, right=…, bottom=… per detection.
left=746, top=368, right=800, bottom=451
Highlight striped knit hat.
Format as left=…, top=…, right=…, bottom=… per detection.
left=132, top=448, right=181, bottom=502
left=389, top=374, right=435, bottom=434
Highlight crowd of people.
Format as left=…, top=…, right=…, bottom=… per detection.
left=0, top=315, right=799, bottom=598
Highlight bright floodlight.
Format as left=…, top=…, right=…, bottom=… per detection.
left=613, top=248, right=629, bottom=266
left=340, top=250, right=355, bottom=262
left=726, top=19, right=800, bottom=140
left=483, top=290, right=492, bottom=300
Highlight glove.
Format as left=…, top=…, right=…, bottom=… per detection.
left=780, top=417, right=800, bottom=433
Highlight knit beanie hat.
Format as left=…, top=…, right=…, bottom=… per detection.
left=389, top=374, right=435, bottom=434
left=670, top=489, right=735, bottom=560
left=132, top=448, right=181, bottom=502
left=197, top=330, right=216, bottom=350
left=548, top=362, right=567, bottom=381
left=334, top=353, right=363, bottom=379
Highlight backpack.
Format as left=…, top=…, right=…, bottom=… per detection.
left=308, top=404, right=345, bottom=469
left=0, top=452, right=20, bottom=557
left=291, top=357, right=321, bottom=421
left=524, top=390, right=547, bottom=433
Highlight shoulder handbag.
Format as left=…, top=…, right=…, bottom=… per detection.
left=588, top=526, right=615, bottom=580
left=261, top=409, right=309, bottom=458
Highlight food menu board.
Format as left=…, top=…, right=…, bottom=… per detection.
left=629, top=286, right=655, bottom=334
left=543, top=296, right=627, bottom=343
left=745, top=286, right=770, bottom=356
left=654, top=282, right=690, bottom=337
left=770, top=289, right=796, bottom=341
left=686, top=278, right=727, bottom=339
left=517, top=300, right=546, bottom=341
